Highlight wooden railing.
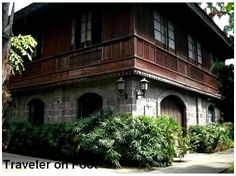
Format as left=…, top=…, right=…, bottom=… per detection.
left=14, top=45, right=102, bottom=80
left=10, top=37, right=134, bottom=89
left=135, top=36, right=219, bottom=89
left=10, top=35, right=219, bottom=94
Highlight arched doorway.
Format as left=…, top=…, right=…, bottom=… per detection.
left=207, top=105, right=215, bottom=123
left=28, top=99, right=44, bottom=125
left=78, top=93, right=103, bottom=118
left=160, top=95, right=186, bottom=128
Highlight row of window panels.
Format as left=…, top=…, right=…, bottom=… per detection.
left=153, top=10, right=207, bottom=66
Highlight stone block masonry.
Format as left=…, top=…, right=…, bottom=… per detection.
left=7, top=75, right=220, bottom=127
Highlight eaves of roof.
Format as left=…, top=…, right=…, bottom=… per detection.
left=187, top=3, right=233, bottom=49
left=14, top=3, right=234, bottom=53
left=14, top=3, right=48, bottom=20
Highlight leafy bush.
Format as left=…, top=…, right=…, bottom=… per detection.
left=8, top=122, right=77, bottom=161
left=186, top=123, right=234, bottom=153
left=8, top=113, right=184, bottom=168
left=216, top=122, right=234, bottom=151
left=75, top=114, right=183, bottom=168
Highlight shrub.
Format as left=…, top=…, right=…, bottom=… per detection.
left=8, top=113, right=184, bottom=168
left=216, top=122, right=234, bottom=151
left=69, top=114, right=184, bottom=168
left=186, top=123, right=234, bottom=153
left=8, top=121, right=77, bottom=161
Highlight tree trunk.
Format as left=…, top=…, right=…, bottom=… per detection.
left=2, top=3, right=14, bottom=115
left=2, top=3, right=14, bottom=151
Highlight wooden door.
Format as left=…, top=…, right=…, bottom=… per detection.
left=160, top=95, right=184, bottom=127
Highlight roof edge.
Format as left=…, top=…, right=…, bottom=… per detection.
left=14, top=3, right=48, bottom=20
left=187, top=3, right=233, bottom=49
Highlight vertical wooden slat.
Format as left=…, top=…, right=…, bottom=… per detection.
left=137, top=39, right=143, bottom=57
left=178, top=60, right=188, bottom=75
left=111, top=42, right=120, bottom=59
left=144, top=43, right=149, bottom=59
left=149, top=46, right=155, bottom=61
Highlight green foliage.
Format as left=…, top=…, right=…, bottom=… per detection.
left=8, top=113, right=184, bottom=168
left=8, top=122, right=76, bottom=160
left=202, top=3, right=234, bottom=37
left=211, top=62, right=234, bottom=122
left=185, top=123, right=234, bottom=153
left=74, top=114, right=184, bottom=168
left=216, top=122, right=234, bottom=151
left=9, top=35, right=37, bottom=75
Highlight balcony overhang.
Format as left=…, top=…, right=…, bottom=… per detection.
left=10, top=68, right=222, bottom=100
left=133, top=69, right=222, bottom=99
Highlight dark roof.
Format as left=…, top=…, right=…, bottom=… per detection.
left=14, top=3, right=48, bottom=20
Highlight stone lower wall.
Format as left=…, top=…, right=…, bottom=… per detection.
left=7, top=75, right=220, bottom=127
left=130, top=77, right=220, bottom=126
left=8, top=77, right=134, bottom=123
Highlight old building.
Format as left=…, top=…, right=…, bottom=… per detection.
left=7, top=3, right=233, bottom=129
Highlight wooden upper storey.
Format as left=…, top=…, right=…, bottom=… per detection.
left=10, top=3, right=234, bottom=97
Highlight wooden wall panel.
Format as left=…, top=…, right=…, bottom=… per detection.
left=137, top=39, right=143, bottom=57
left=42, top=20, right=71, bottom=58
left=112, top=43, right=120, bottom=59
left=154, top=51, right=178, bottom=71
left=121, top=39, right=132, bottom=57
left=104, top=45, right=111, bottom=60
left=137, top=39, right=177, bottom=71
left=135, top=58, right=219, bottom=95
left=144, top=43, right=149, bottom=59
left=134, top=37, right=219, bottom=92
left=189, top=65, right=204, bottom=81
left=56, top=56, right=69, bottom=72
left=41, top=59, right=56, bottom=75
left=204, top=74, right=219, bottom=88
left=175, top=24, right=188, bottom=60
left=135, top=5, right=154, bottom=41
left=103, top=38, right=133, bottom=60
left=22, top=63, right=41, bottom=78
left=10, top=58, right=134, bottom=90
left=68, top=47, right=101, bottom=69
left=178, top=60, right=188, bottom=75
left=149, top=46, right=155, bottom=61
left=102, top=6, right=132, bottom=41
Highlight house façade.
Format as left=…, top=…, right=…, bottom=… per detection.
left=7, top=3, right=234, bottom=129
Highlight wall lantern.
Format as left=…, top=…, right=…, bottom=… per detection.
left=116, top=77, right=127, bottom=99
left=136, top=78, right=149, bottom=98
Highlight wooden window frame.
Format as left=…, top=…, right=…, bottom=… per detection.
left=196, top=41, right=202, bottom=64
left=80, top=11, right=92, bottom=48
left=71, top=17, right=76, bottom=50
left=154, top=11, right=175, bottom=52
left=188, top=34, right=202, bottom=66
